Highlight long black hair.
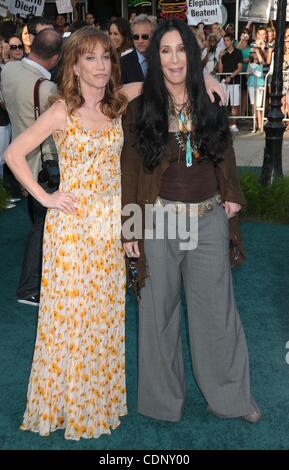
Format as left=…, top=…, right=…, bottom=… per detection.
left=137, top=19, right=231, bottom=171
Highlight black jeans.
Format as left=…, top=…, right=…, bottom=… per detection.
left=17, top=195, right=47, bottom=299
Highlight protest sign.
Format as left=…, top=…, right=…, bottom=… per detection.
left=187, top=0, right=222, bottom=26
left=56, top=0, right=72, bottom=14
left=239, top=0, right=271, bottom=23
left=0, top=0, right=12, bottom=18
left=270, top=0, right=289, bottom=21
left=9, top=0, right=45, bottom=18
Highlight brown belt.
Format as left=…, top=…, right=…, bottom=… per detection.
left=155, top=193, right=222, bottom=217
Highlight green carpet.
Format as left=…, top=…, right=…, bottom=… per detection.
left=1, top=201, right=289, bottom=450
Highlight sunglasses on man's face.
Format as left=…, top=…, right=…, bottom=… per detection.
left=10, top=44, right=24, bottom=50
left=132, top=34, right=150, bottom=41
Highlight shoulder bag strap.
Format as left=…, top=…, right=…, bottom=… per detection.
left=33, top=77, right=49, bottom=163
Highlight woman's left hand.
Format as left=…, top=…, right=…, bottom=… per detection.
left=204, top=73, right=226, bottom=105
left=224, top=201, right=241, bottom=218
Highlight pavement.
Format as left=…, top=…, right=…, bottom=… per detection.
left=233, top=122, right=289, bottom=175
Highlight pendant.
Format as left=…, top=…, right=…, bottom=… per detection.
left=178, top=111, right=186, bottom=132
left=179, top=111, right=186, bottom=124
left=186, top=135, right=193, bottom=167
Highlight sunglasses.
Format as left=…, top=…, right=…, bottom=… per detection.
left=10, top=44, right=24, bottom=50
left=132, top=34, right=150, bottom=41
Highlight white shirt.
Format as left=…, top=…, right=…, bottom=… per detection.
left=22, top=57, right=51, bottom=80
left=120, top=48, right=134, bottom=57
left=202, top=47, right=222, bottom=75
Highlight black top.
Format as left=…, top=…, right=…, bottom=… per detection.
left=159, top=134, right=218, bottom=204
left=221, top=48, right=243, bottom=84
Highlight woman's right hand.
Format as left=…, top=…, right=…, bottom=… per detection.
left=42, top=191, right=77, bottom=215
left=123, top=241, right=140, bottom=258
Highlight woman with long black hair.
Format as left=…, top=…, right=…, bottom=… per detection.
left=121, top=19, right=261, bottom=424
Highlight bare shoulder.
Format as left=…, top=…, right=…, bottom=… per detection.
left=121, top=82, right=143, bottom=102
left=47, top=100, right=68, bottom=132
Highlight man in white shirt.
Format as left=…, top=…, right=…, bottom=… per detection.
left=1, top=29, right=62, bottom=306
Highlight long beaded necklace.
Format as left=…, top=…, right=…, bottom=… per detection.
left=168, top=98, right=201, bottom=167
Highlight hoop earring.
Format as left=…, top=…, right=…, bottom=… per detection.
left=76, top=75, right=81, bottom=96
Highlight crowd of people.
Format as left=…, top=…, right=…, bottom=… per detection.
left=0, top=8, right=272, bottom=441
left=192, top=20, right=289, bottom=134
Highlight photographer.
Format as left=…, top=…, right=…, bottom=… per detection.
left=237, top=29, right=251, bottom=115
left=247, top=47, right=265, bottom=132
left=1, top=30, right=62, bottom=306
left=250, top=27, right=270, bottom=73
left=266, top=27, right=275, bottom=67
left=201, top=34, right=222, bottom=75
left=211, top=22, right=226, bottom=50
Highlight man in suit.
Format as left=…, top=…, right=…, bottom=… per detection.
left=1, top=29, right=63, bottom=306
left=121, top=14, right=157, bottom=84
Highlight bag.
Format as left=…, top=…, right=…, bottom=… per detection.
left=34, top=78, right=60, bottom=191
left=38, top=159, right=60, bottom=190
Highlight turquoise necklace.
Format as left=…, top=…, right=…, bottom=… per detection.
left=169, top=99, right=200, bottom=167
left=178, top=110, right=193, bottom=167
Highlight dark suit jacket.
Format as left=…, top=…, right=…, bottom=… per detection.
left=121, top=49, right=144, bottom=84
left=121, top=96, right=246, bottom=288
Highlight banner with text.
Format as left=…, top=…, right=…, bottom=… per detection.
left=270, top=0, right=289, bottom=21
left=9, top=0, right=45, bottom=18
left=0, top=0, right=12, bottom=17
left=239, top=0, right=271, bottom=23
left=187, top=0, right=222, bottom=26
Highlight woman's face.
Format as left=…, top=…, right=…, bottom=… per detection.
left=8, top=37, right=24, bottom=61
left=73, top=42, right=112, bottom=92
left=159, top=30, right=187, bottom=88
left=21, top=25, right=33, bottom=48
left=109, top=24, right=123, bottom=50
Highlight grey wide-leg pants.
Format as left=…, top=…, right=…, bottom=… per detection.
left=138, top=201, right=258, bottom=421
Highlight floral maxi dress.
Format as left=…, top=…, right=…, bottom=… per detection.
left=21, top=114, right=127, bottom=440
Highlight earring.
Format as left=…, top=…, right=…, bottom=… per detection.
left=76, top=75, right=81, bottom=96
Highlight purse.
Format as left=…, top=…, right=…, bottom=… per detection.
left=34, top=78, right=60, bottom=192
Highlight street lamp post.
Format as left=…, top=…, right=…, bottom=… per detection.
left=261, top=0, right=287, bottom=186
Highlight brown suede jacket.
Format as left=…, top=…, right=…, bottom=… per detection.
left=121, top=96, right=246, bottom=289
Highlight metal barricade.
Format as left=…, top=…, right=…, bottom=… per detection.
left=214, top=71, right=268, bottom=132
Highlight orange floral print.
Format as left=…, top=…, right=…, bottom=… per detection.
left=20, top=113, right=127, bottom=441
